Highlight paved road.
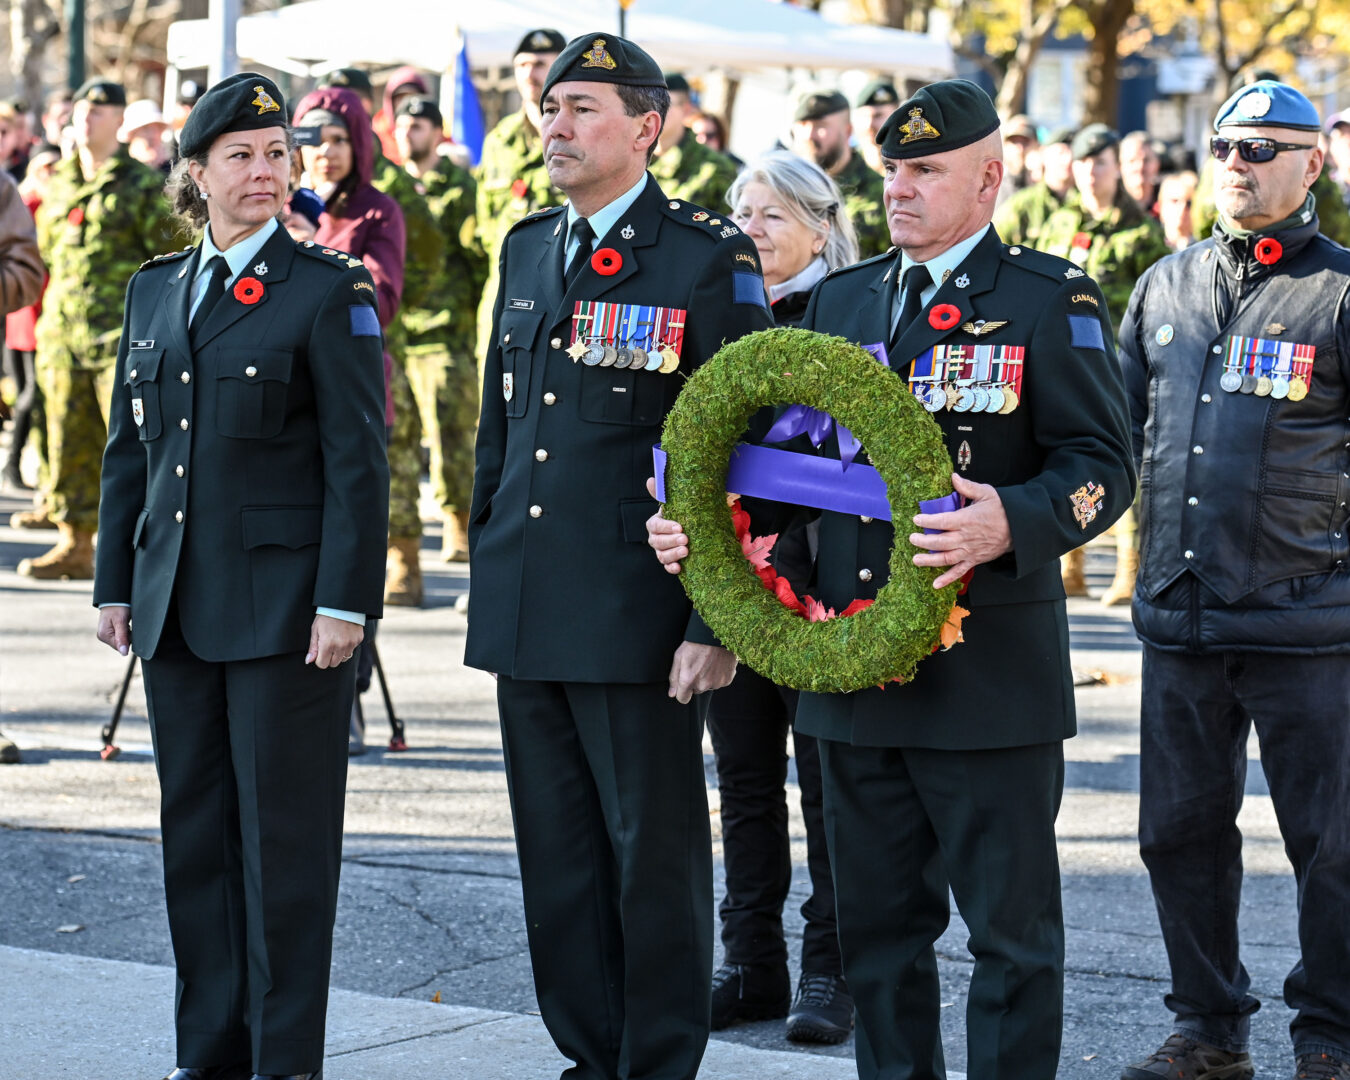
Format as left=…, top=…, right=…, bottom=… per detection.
left=0, top=486, right=1305, bottom=1079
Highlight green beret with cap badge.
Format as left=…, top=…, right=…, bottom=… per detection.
left=322, top=67, right=373, bottom=96
left=515, top=28, right=567, bottom=57
left=877, top=79, right=1000, bottom=159
left=854, top=80, right=899, bottom=110
left=178, top=72, right=287, bottom=159
left=795, top=90, right=850, bottom=123
left=396, top=96, right=443, bottom=128
left=541, top=33, right=667, bottom=103
left=1071, top=123, right=1119, bottom=161
left=75, top=79, right=126, bottom=107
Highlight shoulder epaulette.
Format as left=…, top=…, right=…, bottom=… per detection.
left=505, top=204, right=566, bottom=239
left=1000, top=242, right=1086, bottom=282
left=138, top=246, right=194, bottom=272
left=297, top=240, right=365, bottom=271
left=825, top=246, right=896, bottom=279
left=659, top=198, right=745, bottom=241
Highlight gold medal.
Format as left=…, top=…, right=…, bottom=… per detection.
left=1254, top=376, right=1273, bottom=397
left=658, top=347, right=680, bottom=374
left=1288, top=376, right=1309, bottom=401
left=999, top=386, right=1019, bottom=414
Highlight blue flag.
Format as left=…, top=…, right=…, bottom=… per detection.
left=453, top=36, right=484, bottom=166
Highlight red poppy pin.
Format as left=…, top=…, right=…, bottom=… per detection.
left=67, top=207, right=85, bottom=226
left=1254, top=237, right=1282, bottom=265
left=591, top=247, right=622, bottom=276
left=511, top=178, right=528, bottom=199
left=929, top=304, right=961, bottom=331
left=233, top=276, right=265, bottom=305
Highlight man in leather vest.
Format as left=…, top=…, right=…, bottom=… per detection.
left=1118, top=81, right=1350, bottom=1080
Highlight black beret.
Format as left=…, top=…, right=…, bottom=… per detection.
left=515, top=28, right=567, bottom=57
left=396, top=96, right=443, bottom=127
left=877, top=79, right=1000, bottom=159
left=74, top=79, right=126, bottom=107
left=664, top=72, right=691, bottom=95
left=323, top=68, right=372, bottom=96
left=541, top=34, right=666, bottom=103
left=795, top=90, right=849, bottom=123
left=1071, top=122, right=1119, bottom=160
left=854, top=79, right=899, bottom=110
left=1045, top=126, right=1076, bottom=147
left=178, top=73, right=287, bottom=159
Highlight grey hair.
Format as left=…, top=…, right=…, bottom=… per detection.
left=726, top=150, right=859, bottom=270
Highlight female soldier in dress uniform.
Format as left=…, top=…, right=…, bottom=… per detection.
left=93, top=73, right=389, bottom=1080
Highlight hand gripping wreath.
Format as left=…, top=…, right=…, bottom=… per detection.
left=660, top=327, right=962, bottom=693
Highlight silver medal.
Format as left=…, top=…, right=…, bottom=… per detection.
left=1239, top=374, right=1259, bottom=394
left=984, top=386, right=1005, bottom=413
left=971, top=387, right=990, bottom=412
left=1271, top=376, right=1290, bottom=399
left=627, top=347, right=649, bottom=370
left=1220, top=371, right=1243, bottom=393
left=923, top=386, right=947, bottom=412
left=953, top=388, right=976, bottom=412
left=583, top=344, right=605, bottom=366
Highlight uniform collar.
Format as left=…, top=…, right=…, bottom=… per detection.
left=198, top=216, right=279, bottom=285
left=898, top=223, right=990, bottom=304
left=566, top=172, right=648, bottom=247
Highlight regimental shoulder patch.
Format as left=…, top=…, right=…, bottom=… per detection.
left=734, top=251, right=760, bottom=273
left=732, top=271, right=768, bottom=307
left=1068, top=314, right=1106, bottom=351
left=1070, top=481, right=1106, bottom=530
left=1071, top=292, right=1099, bottom=308
left=349, top=304, right=381, bottom=337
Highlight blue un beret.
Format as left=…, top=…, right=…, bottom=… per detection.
left=1214, top=80, right=1321, bottom=133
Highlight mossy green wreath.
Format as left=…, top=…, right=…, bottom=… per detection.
left=661, top=326, right=959, bottom=693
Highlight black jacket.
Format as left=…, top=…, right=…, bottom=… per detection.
left=1119, top=214, right=1350, bottom=653
left=93, top=227, right=390, bottom=660
left=465, top=175, right=773, bottom=681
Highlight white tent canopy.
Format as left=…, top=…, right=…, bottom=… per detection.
left=165, top=0, right=954, bottom=81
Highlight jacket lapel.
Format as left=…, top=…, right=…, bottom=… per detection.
left=891, top=227, right=1003, bottom=371
left=559, top=176, right=664, bottom=314
left=192, top=226, right=297, bottom=350
left=163, top=247, right=201, bottom=359
left=860, top=250, right=900, bottom=361
left=534, top=212, right=566, bottom=317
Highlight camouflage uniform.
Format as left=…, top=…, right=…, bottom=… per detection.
left=993, top=181, right=1067, bottom=248
left=832, top=150, right=888, bottom=262
left=35, top=147, right=180, bottom=532
left=404, top=157, right=487, bottom=516
left=648, top=128, right=740, bottom=214
left=1037, top=189, right=1170, bottom=337
left=371, top=145, right=445, bottom=542
left=1192, top=157, right=1350, bottom=246
left=475, top=111, right=561, bottom=365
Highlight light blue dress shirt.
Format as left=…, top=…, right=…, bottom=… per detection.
left=891, top=224, right=991, bottom=335
left=563, top=173, right=649, bottom=269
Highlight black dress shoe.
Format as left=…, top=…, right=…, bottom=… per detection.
left=250, top=1071, right=322, bottom=1080
left=709, top=962, right=791, bottom=1030
left=785, top=971, right=855, bottom=1044
left=162, top=1066, right=251, bottom=1080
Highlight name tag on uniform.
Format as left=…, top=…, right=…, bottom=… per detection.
left=507, top=298, right=535, bottom=310
left=131, top=398, right=145, bottom=427
left=130, top=340, right=155, bottom=350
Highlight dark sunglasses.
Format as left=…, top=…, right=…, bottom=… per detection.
left=1210, top=136, right=1316, bottom=163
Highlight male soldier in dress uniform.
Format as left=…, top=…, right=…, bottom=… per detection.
left=853, top=79, right=901, bottom=177
left=1038, top=124, right=1168, bottom=602
left=1118, top=80, right=1350, bottom=1080
left=791, top=89, right=888, bottom=260
left=17, top=79, right=180, bottom=579
left=321, top=67, right=446, bottom=605
left=395, top=96, right=488, bottom=562
left=648, top=73, right=740, bottom=212
left=993, top=126, right=1075, bottom=248
left=649, top=79, right=1135, bottom=1080
left=475, top=29, right=567, bottom=374
left=466, top=32, right=773, bottom=1080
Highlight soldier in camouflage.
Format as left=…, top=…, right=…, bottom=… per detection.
left=993, top=127, right=1075, bottom=248
left=648, top=73, right=740, bottom=213
left=395, top=96, right=488, bottom=563
left=1037, top=124, right=1169, bottom=606
left=322, top=68, right=448, bottom=606
left=852, top=79, right=901, bottom=177
left=18, top=79, right=181, bottom=580
left=790, top=90, right=887, bottom=261
left=475, top=29, right=566, bottom=372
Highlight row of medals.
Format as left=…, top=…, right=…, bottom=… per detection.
left=580, top=340, right=681, bottom=374
left=1218, top=370, right=1309, bottom=400
left=918, top=382, right=1021, bottom=414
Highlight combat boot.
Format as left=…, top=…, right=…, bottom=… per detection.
left=10, top=506, right=54, bottom=529
left=1121, top=1034, right=1253, bottom=1080
left=1061, top=546, right=1090, bottom=597
left=17, top=522, right=95, bottom=579
left=384, top=537, right=424, bottom=607
left=441, top=508, right=470, bottom=563
left=1101, top=547, right=1138, bottom=607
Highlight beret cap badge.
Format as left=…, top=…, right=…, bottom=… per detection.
left=251, top=86, right=281, bottom=115
left=582, top=38, right=618, bottom=71
left=1237, top=91, right=1272, bottom=119
left=900, top=107, right=941, bottom=145
left=90, top=87, right=108, bottom=103
left=531, top=31, right=555, bottom=49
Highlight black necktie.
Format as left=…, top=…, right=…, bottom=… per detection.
left=563, top=218, right=595, bottom=291
left=894, top=264, right=931, bottom=343
left=190, top=255, right=231, bottom=341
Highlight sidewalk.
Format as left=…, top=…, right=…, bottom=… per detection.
left=1, top=945, right=898, bottom=1080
